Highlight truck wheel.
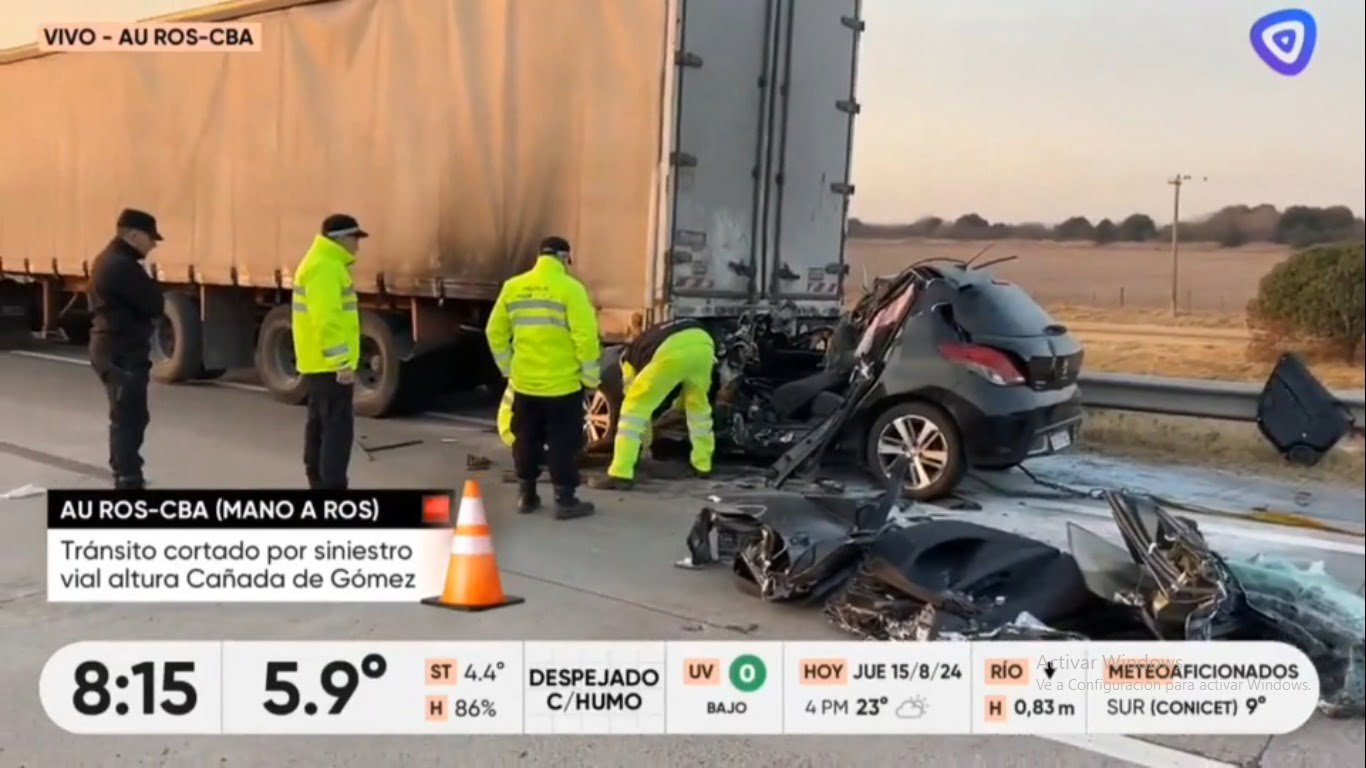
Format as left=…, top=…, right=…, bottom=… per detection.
left=354, top=311, right=403, bottom=418
left=58, top=315, right=91, bottom=345
left=864, top=400, right=966, bottom=501
left=255, top=304, right=307, bottom=404
left=151, top=291, right=206, bottom=383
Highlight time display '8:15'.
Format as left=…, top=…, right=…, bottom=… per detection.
left=74, top=660, right=198, bottom=717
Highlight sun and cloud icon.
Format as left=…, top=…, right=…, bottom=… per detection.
left=896, top=695, right=928, bottom=719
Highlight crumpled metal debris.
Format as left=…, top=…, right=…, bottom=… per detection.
left=1099, top=492, right=1366, bottom=716
left=679, top=480, right=1365, bottom=718
left=1103, top=491, right=1243, bottom=640
left=675, top=457, right=907, bottom=604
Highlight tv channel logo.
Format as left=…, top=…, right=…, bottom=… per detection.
left=1250, top=9, right=1317, bottom=76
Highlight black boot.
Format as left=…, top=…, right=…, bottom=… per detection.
left=553, top=486, right=595, bottom=520
left=517, top=481, right=541, bottom=514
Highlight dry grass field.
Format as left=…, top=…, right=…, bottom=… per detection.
left=845, top=237, right=1291, bottom=313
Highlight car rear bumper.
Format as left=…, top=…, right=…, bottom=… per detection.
left=946, top=385, right=1085, bottom=468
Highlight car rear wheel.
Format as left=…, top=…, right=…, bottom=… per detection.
left=865, top=401, right=966, bottom=501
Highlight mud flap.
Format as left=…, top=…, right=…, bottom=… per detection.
left=1256, top=352, right=1355, bottom=466
left=0, top=279, right=34, bottom=344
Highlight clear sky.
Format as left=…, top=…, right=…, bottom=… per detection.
left=3, top=1, right=1363, bottom=225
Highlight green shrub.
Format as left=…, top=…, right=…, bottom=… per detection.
left=1247, top=242, right=1365, bottom=362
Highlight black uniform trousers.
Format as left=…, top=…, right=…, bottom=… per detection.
left=510, top=390, right=584, bottom=493
left=90, top=353, right=151, bottom=489
left=303, top=373, right=354, bottom=490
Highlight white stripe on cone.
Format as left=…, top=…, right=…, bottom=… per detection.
left=457, top=496, right=488, bottom=526
left=450, top=536, right=494, bottom=556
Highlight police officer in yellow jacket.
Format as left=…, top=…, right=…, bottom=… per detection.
left=590, top=318, right=716, bottom=489
left=292, top=214, right=364, bottom=490
left=486, top=236, right=600, bottom=519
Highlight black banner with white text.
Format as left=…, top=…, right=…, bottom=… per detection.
left=46, top=490, right=456, bottom=529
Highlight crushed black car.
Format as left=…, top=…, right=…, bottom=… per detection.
left=584, top=257, right=1085, bottom=500
left=679, top=482, right=1366, bottom=718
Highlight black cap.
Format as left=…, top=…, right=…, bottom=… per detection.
left=321, top=213, right=368, bottom=239
left=116, top=208, right=163, bottom=241
left=539, top=236, right=570, bottom=257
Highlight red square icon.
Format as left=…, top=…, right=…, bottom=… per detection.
left=422, top=494, right=451, bottom=524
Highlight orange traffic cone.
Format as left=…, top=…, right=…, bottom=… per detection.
left=421, top=479, right=524, bottom=612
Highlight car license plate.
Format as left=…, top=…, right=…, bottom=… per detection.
left=1049, top=429, right=1072, bottom=451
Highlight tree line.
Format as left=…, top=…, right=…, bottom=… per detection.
left=849, top=204, right=1366, bottom=248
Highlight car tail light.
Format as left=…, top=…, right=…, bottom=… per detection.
left=938, top=343, right=1026, bottom=386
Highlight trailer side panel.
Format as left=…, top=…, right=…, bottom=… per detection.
left=0, top=0, right=668, bottom=318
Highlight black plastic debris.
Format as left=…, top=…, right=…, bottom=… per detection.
left=824, top=519, right=1132, bottom=641
left=1256, top=352, right=1356, bottom=466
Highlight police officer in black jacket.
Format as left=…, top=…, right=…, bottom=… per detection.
left=88, top=209, right=166, bottom=489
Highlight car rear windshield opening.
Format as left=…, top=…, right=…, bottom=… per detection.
left=952, top=282, right=1060, bottom=337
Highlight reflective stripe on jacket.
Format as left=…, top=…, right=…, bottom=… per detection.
left=291, top=235, right=361, bottom=374
left=485, top=255, right=601, bottom=397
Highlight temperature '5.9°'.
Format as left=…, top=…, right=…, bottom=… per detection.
left=262, top=653, right=388, bottom=716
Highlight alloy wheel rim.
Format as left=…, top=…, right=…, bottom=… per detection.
left=876, top=414, right=950, bottom=489
left=584, top=390, right=612, bottom=442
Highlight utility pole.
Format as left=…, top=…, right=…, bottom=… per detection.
left=1167, top=173, right=1206, bottom=316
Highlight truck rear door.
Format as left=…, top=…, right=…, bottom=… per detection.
left=663, top=0, right=861, bottom=317
left=761, top=0, right=862, bottom=313
left=664, top=0, right=772, bottom=309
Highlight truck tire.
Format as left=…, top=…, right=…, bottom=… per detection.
left=58, top=314, right=91, bottom=346
left=354, top=310, right=403, bottom=418
left=151, top=291, right=206, bottom=384
left=255, top=304, right=308, bottom=404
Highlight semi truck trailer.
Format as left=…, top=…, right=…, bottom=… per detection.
left=0, top=0, right=861, bottom=418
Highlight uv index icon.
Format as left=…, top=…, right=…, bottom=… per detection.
left=730, top=655, right=768, bottom=693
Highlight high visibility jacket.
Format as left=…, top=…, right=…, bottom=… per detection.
left=291, top=235, right=361, bottom=374
left=620, top=318, right=707, bottom=385
left=485, top=255, right=601, bottom=397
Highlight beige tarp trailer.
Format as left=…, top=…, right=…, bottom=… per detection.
left=0, top=0, right=861, bottom=417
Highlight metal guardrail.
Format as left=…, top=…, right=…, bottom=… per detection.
left=1078, top=371, right=1366, bottom=433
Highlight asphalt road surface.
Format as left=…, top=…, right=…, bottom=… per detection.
left=1, top=349, right=1362, bottom=767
